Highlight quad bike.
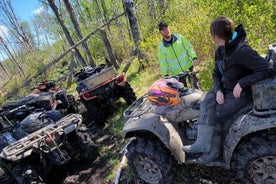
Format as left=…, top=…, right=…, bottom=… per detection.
left=75, top=64, right=136, bottom=123
left=0, top=105, right=98, bottom=184
left=122, top=44, right=276, bottom=184
left=2, top=80, right=78, bottom=115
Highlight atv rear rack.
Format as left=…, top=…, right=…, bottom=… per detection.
left=0, top=114, right=82, bottom=161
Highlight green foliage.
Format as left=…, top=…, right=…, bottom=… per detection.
left=1, top=0, right=275, bottom=105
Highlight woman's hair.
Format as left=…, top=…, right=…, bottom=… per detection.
left=210, top=16, right=235, bottom=42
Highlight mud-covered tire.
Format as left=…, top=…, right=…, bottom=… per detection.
left=231, top=131, right=276, bottom=184
left=119, top=82, right=136, bottom=105
left=126, top=138, right=173, bottom=184
left=56, top=91, right=69, bottom=109
left=66, top=95, right=78, bottom=113
left=83, top=100, right=109, bottom=123
left=67, top=128, right=99, bottom=162
left=77, top=131, right=99, bottom=161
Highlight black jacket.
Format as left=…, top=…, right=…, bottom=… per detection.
left=213, top=24, right=274, bottom=93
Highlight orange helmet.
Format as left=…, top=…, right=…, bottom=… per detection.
left=148, top=78, right=183, bottom=106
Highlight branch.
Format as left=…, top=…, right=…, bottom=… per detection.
left=23, top=11, right=126, bottom=87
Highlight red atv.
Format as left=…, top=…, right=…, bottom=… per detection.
left=75, top=64, right=136, bottom=123
left=33, top=80, right=78, bottom=114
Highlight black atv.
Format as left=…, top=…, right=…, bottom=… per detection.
left=75, top=64, right=136, bottom=123
left=2, top=80, right=78, bottom=115
left=0, top=105, right=98, bottom=184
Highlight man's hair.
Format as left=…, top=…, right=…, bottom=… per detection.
left=158, top=22, right=168, bottom=30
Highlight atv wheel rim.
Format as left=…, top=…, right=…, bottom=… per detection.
left=249, top=155, right=276, bottom=184
left=134, top=154, right=162, bottom=183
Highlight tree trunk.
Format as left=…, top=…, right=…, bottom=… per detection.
left=0, top=37, right=25, bottom=77
left=148, top=0, right=156, bottom=20
left=47, top=0, right=86, bottom=66
left=100, top=0, right=110, bottom=31
left=67, top=50, right=75, bottom=88
left=0, top=60, right=10, bottom=79
left=122, top=0, right=147, bottom=70
left=99, top=28, right=119, bottom=69
left=74, top=0, right=88, bottom=30
left=158, top=0, right=166, bottom=18
left=112, top=0, right=128, bottom=59
left=0, top=0, right=34, bottom=52
left=122, top=0, right=141, bottom=45
left=63, top=0, right=95, bottom=66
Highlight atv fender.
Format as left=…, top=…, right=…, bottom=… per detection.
left=224, top=113, right=276, bottom=168
left=123, top=113, right=185, bottom=164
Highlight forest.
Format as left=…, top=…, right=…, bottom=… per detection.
left=0, top=0, right=275, bottom=100
left=0, top=0, right=275, bottom=183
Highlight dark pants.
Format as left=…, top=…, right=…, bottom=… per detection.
left=198, top=89, right=252, bottom=128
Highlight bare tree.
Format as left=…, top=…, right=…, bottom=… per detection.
left=72, top=0, right=88, bottom=30
left=46, top=0, right=87, bottom=66
left=148, top=0, right=156, bottom=20
left=158, top=0, right=166, bottom=18
left=0, top=36, right=25, bottom=76
left=99, top=28, right=119, bottom=69
left=122, top=0, right=147, bottom=69
left=0, top=0, right=34, bottom=52
left=112, top=0, right=129, bottom=59
left=0, top=54, right=10, bottom=78
left=63, top=0, right=95, bottom=66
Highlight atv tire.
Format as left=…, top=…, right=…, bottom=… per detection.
left=126, top=138, right=173, bottom=184
left=66, top=95, right=78, bottom=113
left=56, top=90, right=69, bottom=109
left=82, top=100, right=109, bottom=123
left=76, top=131, right=99, bottom=161
left=119, top=82, right=136, bottom=105
left=231, top=131, right=276, bottom=184
left=66, top=128, right=99, bottom=162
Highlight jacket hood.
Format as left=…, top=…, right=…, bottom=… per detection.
left=227, top=24, right=247, bottom=49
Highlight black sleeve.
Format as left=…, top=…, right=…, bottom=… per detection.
left=212, top=47, right=223, bottom=92
left=236, top=46, right=274, bottom=88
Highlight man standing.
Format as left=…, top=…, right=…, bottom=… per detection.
left=157, top=22, right=198, bottom=77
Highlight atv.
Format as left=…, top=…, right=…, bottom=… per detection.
left=75, top=64, right=136, bottom=123
left=122, top=43, right=276, bottom=184
left=0, top=105, right=98, bottom=184
left=2, top=80, right=78, bottom=115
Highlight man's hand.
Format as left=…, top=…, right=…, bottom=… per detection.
left=216, top=90, right=224, bottom=104
left=233, top=83, right=242, bottom=98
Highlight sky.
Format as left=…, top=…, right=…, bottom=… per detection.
left=10, top=0, right=42, bottom=21
left=0, top=0, right=43, bottom=60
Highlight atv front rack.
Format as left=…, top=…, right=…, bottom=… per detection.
left=0, top=114, right=82, bottom=161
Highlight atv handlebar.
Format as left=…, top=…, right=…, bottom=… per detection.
left=165, top=71, right=200, bottom=89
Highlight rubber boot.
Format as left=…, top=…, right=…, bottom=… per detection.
left=182, top=125, right=214, bottom=153
left=197, top=134, right=221, bottom=164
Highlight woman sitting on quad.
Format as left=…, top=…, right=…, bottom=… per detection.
left=182, top=16, right=274, bottom=164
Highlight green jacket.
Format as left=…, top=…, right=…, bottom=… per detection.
left=158, top=33, right=197, bottom=76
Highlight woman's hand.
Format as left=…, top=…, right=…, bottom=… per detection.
left=233, top=83, right=242, bottom=98
left=216, top=90, right=224, bottom=104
